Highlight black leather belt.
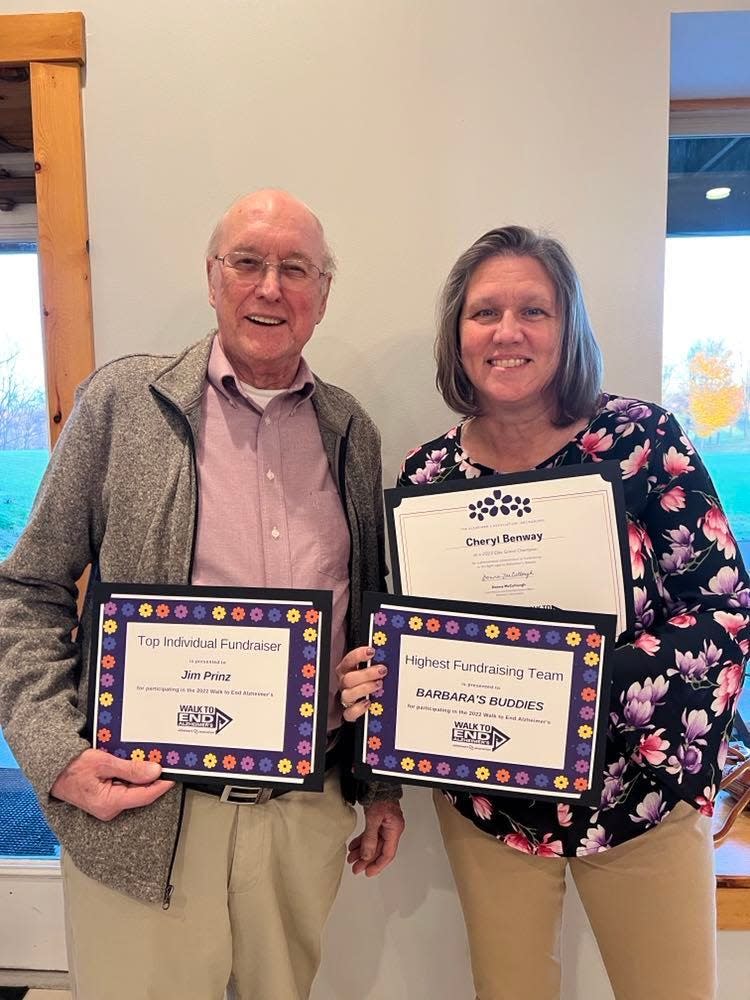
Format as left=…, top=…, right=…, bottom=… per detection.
left=185, top=740, right=342, bottom=805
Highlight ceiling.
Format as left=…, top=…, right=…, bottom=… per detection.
left=0, top=68, right=34, bottom=216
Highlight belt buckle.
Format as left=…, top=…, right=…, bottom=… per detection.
left=219, top=784, right=273, bottom=805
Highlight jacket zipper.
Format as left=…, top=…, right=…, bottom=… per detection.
left=152, top=386, right=201, bottom=910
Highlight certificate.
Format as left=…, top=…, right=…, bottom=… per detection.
left=88, top=584, right=332, bottom=791
left=354, top=593, right=616, bottom=803
left=386, top=462, right=633, bottom=639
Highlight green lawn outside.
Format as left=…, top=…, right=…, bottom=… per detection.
left=0, top=449, right=48, bottom=560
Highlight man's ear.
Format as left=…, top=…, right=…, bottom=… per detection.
left=207, top=258, right=217, bottom=308
left=316, top=275, right=332, bottom=324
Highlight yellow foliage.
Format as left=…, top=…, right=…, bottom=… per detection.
left=688, top=351, right=743, bottom=436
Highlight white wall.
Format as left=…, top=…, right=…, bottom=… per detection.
left=3, top=0, right=750, bottom=995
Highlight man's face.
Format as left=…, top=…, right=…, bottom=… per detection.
left=207, top=192, right=331, bottom=388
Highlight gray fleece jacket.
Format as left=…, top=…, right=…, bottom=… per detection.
left=0, top=333, right=393, bottom=903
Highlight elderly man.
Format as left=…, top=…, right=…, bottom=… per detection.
left=0, top=189, right=404, bottom=1000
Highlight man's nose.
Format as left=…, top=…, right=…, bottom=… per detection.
left=255, top=263, right=282, bottom=299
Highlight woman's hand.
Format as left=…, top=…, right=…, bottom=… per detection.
left=335, top=644, right=387, bottom=722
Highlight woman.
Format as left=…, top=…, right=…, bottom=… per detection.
left=338, top=226, right=749, bottom=999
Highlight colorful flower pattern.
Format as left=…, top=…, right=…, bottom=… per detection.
left=398, top=397, right=749, bottom=857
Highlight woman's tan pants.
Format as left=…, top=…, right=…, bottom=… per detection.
left=435, top=791, right=717, bottom=1000
left=63, top=773, right=357, bottom=1000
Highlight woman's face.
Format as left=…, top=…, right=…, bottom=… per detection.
left=459, top=255, right=562, bottom=417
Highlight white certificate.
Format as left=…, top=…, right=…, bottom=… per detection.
left=386, top=462, right=633, bottom=637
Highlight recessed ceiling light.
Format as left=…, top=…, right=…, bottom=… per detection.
left=705, top=187, right=731, bottom=200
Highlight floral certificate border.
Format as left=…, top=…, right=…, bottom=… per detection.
left=88, top=584, right=332, bottom=790
left=355, top=593, right=617, bottom=804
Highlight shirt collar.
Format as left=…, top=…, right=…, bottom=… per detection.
left=207, top=334, right=315, bottom=408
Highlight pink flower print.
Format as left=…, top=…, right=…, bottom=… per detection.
left=100, top=672, right=115, bottom=688
left=240, top=755, right=255, bottom=771
left=297, top=740, right=312, bottom=755
left=627, top=522, right=652, bottom=580
left=634, top=632, right=660, bottom=656
left=373, top=612, right=387, bottom=627
left=578, top=428, right=614, bottom=461
left=629, top=790, right=667, bottom=826
left=662, top=446, right=694, bottom=477
left=471, top=795, right=493, bottom=821
left=557, top=803, right=573, bottom=827
left=436, top=762, right=451, bottom=776
left=659, top=485, right=686, bottom=512
left=699, top=504, right=737, bottom=559
left=695, top=785, right=716, bottom=817
left=409, top=448, right=448, bottom=485
left=620, top=440, right=651, bottom=479
left=174, top=604, right=189, bottom=619
left=711, top=662, right=743, bottom=715
left=504, top=832, right=534, bottom=854
left=621, top=675, right=669, bottom=727
left=634, top=728, right=669, bottom=765
left=713, top=610, right=749, bottom=639
left=579, top=705, right=595, bottom=720
left=667, top=613, right=695, bottom=629
left=300, top=683, right=314, bottom=698
left=536, top=834, right=564, bottom=857
left=104, top=601, right=117, bottom=615
left=445, top=620, right=460, bottom=635
left=166, top=750, right=180, bottom=765
left=250, top=607, right=264, bottom=622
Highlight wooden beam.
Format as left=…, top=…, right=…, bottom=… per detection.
left=0, top=13, right=85, bottom=65
left=30, top=61, right=94, bottom=446
left=670, top=98, right=750, bottom=113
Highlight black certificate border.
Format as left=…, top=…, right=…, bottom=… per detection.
left=385, top=461, right=635, bottom=641
left=354, top=592, right=617, bottom=806
left=87, top=583, right=332, bottom=793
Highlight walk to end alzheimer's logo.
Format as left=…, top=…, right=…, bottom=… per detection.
left=451, top=721, right=509, bottom=751
left=177, top=705, right=233, bottom=735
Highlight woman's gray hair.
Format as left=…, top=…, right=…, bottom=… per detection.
left=435, top=225, right=602, bottom=427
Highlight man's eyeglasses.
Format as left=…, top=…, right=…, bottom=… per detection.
left=214, top=252, right=327, bottom=286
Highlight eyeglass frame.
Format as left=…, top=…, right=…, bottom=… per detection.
left=212, top=250, right=329, bottom=285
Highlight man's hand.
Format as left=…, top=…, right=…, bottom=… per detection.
left=336, top=644, right=386, bottom=722
left=347, top=800, right=405, bottom=876
left=50, top=748, right=175, bottom=821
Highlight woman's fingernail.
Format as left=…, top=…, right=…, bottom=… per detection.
left=366, top=647, right=376, bottom=657
left=377, top=666, right=388, bottom=676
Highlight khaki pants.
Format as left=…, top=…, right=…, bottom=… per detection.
left=63, top=773, right=357, bottom=1000
left=435, top=791, right=717, bottom=1000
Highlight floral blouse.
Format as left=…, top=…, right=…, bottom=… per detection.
left=397, top=395, right=749, bottom=857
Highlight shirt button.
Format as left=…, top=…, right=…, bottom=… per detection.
left=266, top=469, right=275, bottom=481
left=271, top=527, right=280, bottom=539
left=265, top=416, right=272, bottom=426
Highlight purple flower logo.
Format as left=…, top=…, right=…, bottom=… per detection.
left=445, top=620, right=460, bottom=635
left=300, top=683, right=314, bottom=698
left=102, top=636, right=116, bottom=651
left=374, top=648, right=387, bottom=663
left=298, top=721, right=313, bottom=736
left=297, top=740, right=312, bottom=755
left=250, top=607, right=264, bottom=622
left=185, top=752, right=198, bottom=767
left=100, top=673, right=115, bottom=688
left=456, top=764, right=470, bottom=778
left=240, top=756, right=255, bottom=771
left=390, top=614, right=406, bottom=629
left=465, top=622, right=479, bottom=637
left=99, top=710, right=112, bottom=725
left=545, top=630, right=560, bottom=645
left=366, top=752, right=380, bottom=766
left=575, top=759, right=589, bottom=773
left=436, top=762, right=451, bottom=776
left=192, top=605, right=207, bottom=620
left=368, top=719, right=382, bottom=734
left=114, top=748, right=128, bottom=758
left=166, top=750, right=180, bottom=765
left=579, top=706, right=595, bottom=720
left=174, top=604, right=189, bottom=619
left=104, top=601, right=118, bottom=615
left=259, top=757, right=273, bottom=772
left=384, top=755, right=397, bottom=769
left=534, top=773, right=550, bottom=787
left=583, top=668, right=598, bottom=684
left=525, top=628, right=541, bottom=643
left=121, top=602, right=135, bottom=617
left=373, top=612, right=387, bottom=627
left=515, top=771, right=530, bottom=785
left=303, top=644, right=317, bottom=659
left=576, top=742, right=591, bottom=757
